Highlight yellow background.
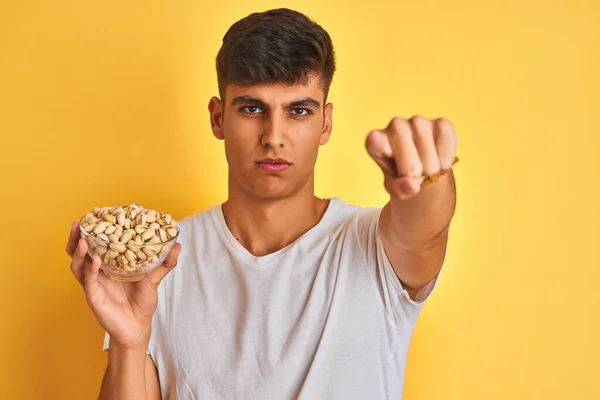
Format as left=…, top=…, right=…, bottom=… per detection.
left=1, top=0, right=598, bottom=398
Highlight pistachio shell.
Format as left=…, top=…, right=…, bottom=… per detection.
left=124, top=249, right=136, bottom=262
left=83, top=223, right=95, bottom=233
left=134, top=225, right=146, bottom=235
left=95, top=246, right=108, bottom=256
left=124, top=219, right=132, bottom=229
left=157, top=218, right=166, bottom=225
left=149, top=222, right=160, bottom=230
left=103, top=214, right=116, bottom=224
left=120, top=232, right=133, bottom=244
left=93, top=221, right=110, bottom=234
left=167, top=227, right=178, bottom=237
left=148, top=236, right=161, bottom=245
left=135, top=235, right=144, bottom=245
left=165, top=214, right=173, bottom=224
left=104, top=249, right=119, bottom=261
left=158, top=229, right=168, bottom=242
left=126, top=242, right=139, bottom=252
left=85, top=212, right=95, bottom=223
left=97, top=233, right=110, bottom=244
left=115, top=225, right=123, bottom=237
left=117, top=212, right=126, bottom=226
left=145, top=210, right=156, bottom=223
left=110, top=242, right=126, bottom=252
left=136, top=250, right=147, bottom=261
left=142, top=247, right=156, bottom=257
left=111, top=207, right=125, bottom=215
left=142, top=228, right=156, bottom=241
left=104, top=225, right=117, bottom=235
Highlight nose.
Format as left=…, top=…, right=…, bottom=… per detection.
left=260, top=114, right=285, bottom=148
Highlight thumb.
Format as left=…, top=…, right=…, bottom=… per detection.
left=365, top=130, right=397, bottom=176
left=147, top=243, right=182, bottom=289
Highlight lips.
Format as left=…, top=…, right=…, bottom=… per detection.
left=256, top=158, right=292, bottom=173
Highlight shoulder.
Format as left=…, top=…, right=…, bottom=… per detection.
left=323, top=197, right=383, bottom=236
left=174, top=204, right=220, bottom=246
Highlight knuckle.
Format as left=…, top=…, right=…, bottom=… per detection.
left=410, top=114, right=428, bottom=127
left=435, top=117, right=454, bottom=132
left=389, top=117, right=409, bottom=133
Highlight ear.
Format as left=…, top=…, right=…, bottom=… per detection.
left=208, top=96, right=224, bottom=140
left=319, top=102, right=333, bottom=145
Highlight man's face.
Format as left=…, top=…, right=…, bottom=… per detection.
left=208, top=76, right=333, bottom=201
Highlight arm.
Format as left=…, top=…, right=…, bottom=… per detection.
left=99, top=344, right=160, bottom=400
left=366, top=116, right=458, bottom=300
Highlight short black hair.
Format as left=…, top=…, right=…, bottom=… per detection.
left=216, top=8, right=336, bottom=102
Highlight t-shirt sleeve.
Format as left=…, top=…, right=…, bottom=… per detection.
left=353, top=207, right=444, bottom=323
left=102, top=331, right=151, bottom=354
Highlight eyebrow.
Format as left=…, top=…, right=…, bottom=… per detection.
left=230, top=96, right=321, bottom=110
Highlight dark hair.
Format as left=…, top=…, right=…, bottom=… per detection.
left=216, top=8, right=336, bottom=102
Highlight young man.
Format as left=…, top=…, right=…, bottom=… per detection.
left=67, top=8, right=458, bottom=400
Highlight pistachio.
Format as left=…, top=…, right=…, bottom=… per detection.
left=126, top=242, right=139, bottom=252
left=104, top=249, right=119, bottom=261
left=169, top=227, right=178, bottom=237
left=164, top=214, right=173, bottom=224
left=142, top=246, right=156, bottom=257
left=124, top=219, right=132, bottom=229
left=146, top=210, right=157, bottom=223
left=103, top=214, right=116, bottom=224
left=104, top=225, right=117, bottom=235
left=111, top=207, right=125, bottom=215
left=148, top=237, right=161, bottom=245
left=108, top=234, right=120, bottom=243
left=150, top=222, right=160, bottom=230
left=110, top=242, right=126, bottom=252
left=134, top=225, right=146, bottom=235
left=142, top=228, right=156, bottom=241
left=117, top=212, right=126, bottom=226
left=158, top=229, right=168, bottom=242
left=136, top=250, right=147, bottom=261
left=157, top=218, right=166, bottom=225
left=97, top=233, right=110, bottom=244
left=120, top=232, right=133, bottom=244
left=124, top=249, right=136, bottom=262
left=93, top=221, right=110, bottom=234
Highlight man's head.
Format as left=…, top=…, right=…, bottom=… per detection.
left=215, top=8, right=336, bottom=103
left=209, top=9, right=336, bottom=202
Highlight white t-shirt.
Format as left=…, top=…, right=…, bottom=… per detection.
left=103, top=197, right=441, bottom=399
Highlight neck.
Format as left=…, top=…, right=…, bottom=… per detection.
left=222, top=180, right=330, bottom=257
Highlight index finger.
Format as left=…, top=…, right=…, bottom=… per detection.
left=66, top=221, right=81, bottom=258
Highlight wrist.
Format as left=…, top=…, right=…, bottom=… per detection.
left=109, top=328, right=151, bottom=352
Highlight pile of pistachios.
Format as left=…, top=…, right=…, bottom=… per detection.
left=80, top=203, right=178, bottom=273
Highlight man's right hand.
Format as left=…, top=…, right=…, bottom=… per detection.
left=66, top=221, right=182, bottom=348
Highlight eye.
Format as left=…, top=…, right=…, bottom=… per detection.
left=290, top=108, right=311, bottom=117
left=241, top=106, right=263, bottom=114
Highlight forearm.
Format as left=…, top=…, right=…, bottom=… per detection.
left=386, top=170, right=456, bottom=251
left=99, top=342, right=149, bottom=400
